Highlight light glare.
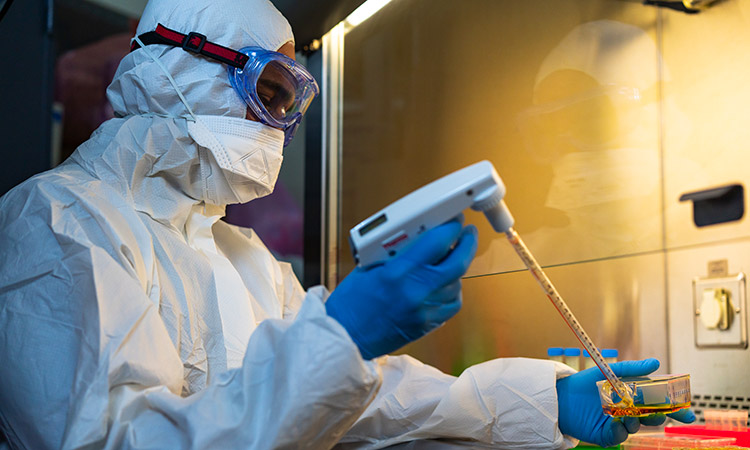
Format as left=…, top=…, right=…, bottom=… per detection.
left=345, top=0, right=393, bottom=27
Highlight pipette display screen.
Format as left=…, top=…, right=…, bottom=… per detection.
left=359, top=214, right=387, bottom=236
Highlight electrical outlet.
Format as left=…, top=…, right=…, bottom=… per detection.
left=693, top=273, right=747, bottom=348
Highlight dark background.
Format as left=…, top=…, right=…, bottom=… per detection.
left=0, top=0, right=362, bottom=197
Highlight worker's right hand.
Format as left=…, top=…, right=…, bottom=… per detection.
left=326, top=217, right=478, bottom=360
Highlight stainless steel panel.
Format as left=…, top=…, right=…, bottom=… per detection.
left=661, top=3, right=750, bottom=249
left=668, top=240, right=750, bottom=397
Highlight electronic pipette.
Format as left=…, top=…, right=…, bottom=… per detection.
left=349, top=160, right=635, bottom=407
left=349, top=161, right=513, bottom=267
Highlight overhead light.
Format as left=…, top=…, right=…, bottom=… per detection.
left=345, top=0, right=393, bottom=27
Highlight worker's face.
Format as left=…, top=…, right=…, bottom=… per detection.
left=245, top=41, right=296, bottom=124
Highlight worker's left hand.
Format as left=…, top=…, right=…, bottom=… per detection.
left=556, top=358, right=696, bottom=447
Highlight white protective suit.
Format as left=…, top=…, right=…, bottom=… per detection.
left=0, top=0, right=578, bottom=448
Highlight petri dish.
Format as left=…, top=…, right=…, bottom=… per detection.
left=621, top=432, right=736, bottom=449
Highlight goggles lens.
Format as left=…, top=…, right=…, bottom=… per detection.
left=258, top=61, right=300, bottom=121
left=229, top=47, right=319, bottom=144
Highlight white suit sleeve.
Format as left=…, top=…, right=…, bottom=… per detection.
left=337, top=355, right=579, bottom=449
left=104, top=290, right=381, bottom=449
left=0, top=210, right=380, bottom=449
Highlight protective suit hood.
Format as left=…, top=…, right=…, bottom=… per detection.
left=108, top=0, right=294, bottom=119
left=81, top=0, right=295, bottom=227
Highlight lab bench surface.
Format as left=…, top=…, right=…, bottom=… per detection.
left=378, top=441, right=619, bottom=449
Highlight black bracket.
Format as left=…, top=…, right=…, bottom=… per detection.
left=643, top=1, right=701, bottom=13
left=643, top=0, right=724, bottom=13
left=679, top=184, right=745, bottom=227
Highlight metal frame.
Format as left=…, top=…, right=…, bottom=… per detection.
left=320, top=22, right=346, bottom=290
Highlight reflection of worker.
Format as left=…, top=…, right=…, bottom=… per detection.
left=0, top=2, right=692, bottom=448
left=517, top=20, right=665, bottom=251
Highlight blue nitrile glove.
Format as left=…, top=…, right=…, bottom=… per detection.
left=556, top=358, right=696, bottom=447
left=326, top=216, right=478, bottom=360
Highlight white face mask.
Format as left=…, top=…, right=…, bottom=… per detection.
left=133, top=34, right=285, bottom=206
left=188, top=115, right=284, bottom=205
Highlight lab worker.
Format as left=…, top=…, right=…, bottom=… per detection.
left=0, top=0, right=693, bottom=448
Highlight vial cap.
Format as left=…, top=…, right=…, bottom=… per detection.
left=564, top=348, right=581, bottom=357
left=602, top=349, right=619, bottom=358
left=547, top=347, right=564, bottom=357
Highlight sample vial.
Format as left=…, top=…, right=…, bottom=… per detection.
left=547, top=347, right=564, bottom=363
left=563, top=348, right=581, bottom=371
left=602, top=349, right=618, bottom=365
left=582, top=350, right=597, bottom=370
left=704, top=409, right=749, bottom=430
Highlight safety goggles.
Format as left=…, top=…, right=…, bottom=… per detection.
left=227, top=46, right=319, bottom=146
left=132, top=24, right=320, bottom=146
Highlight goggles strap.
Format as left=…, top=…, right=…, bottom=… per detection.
left=130, top=23, right=250, bottom=69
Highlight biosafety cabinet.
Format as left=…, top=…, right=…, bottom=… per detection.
left=319, top=0, right=750, bottom=422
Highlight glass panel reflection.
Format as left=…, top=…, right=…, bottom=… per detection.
left=338, top=0, right=663, bottom=279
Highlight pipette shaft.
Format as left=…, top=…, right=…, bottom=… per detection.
left=504, top=227, right=634, bottom=405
